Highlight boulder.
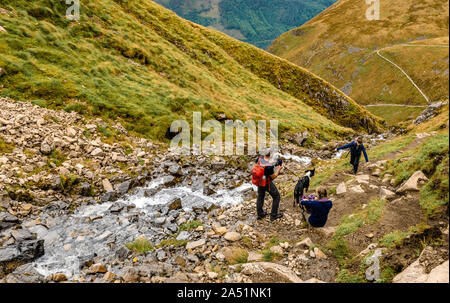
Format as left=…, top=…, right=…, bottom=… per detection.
left=336, top=182, right=347, bottom=195
left=224, top=232, right=241, bottom=242
left=186, top=239, right=206, bottom=250
left=355, top=174, right=370, bottom=185
left=240, top=262, right=303, bottom=283
left=349, top=185, right=365, bottom=193
left=313, top=247, right=327, bottom=259
left=295, top=237, right=313, bottom=249
left=102, top=179, right=114, bottom=192
left=0, top=212, right=19, bottom=230
left=397, top=171, right=428, bottom=193
left=393, top=258, right=449, bottom=283
left=0, top=239, right=44, bottom=275
left=379, top=187, right=396, bottom=200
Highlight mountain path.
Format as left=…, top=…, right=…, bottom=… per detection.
left=374, top=43, right=449, bottom=106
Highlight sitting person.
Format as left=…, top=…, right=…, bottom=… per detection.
left=300, top=187, right=333, bottom=228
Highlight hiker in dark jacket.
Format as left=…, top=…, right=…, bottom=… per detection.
left=254, top=149, right=284, bottom=221
left=336, top=138, right=369, bottom=174
left=300, top=187, right=332, bottom=228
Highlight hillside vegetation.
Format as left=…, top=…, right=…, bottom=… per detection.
left=0, top=0, right=382, bottom=142
left=154, top=0, right=337, bottom=49
left=268, top=0, right=449, bottom=123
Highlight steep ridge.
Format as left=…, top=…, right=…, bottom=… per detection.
left=0, top=0, right=382, bottom=141
left=268, top=0, right=449, bottom=123
left=154, top=0, right=337, bottom=49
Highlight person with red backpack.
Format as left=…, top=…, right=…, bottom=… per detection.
left=252, top=149, right=284, bottom=221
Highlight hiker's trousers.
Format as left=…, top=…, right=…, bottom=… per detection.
left=256, top=182, right=280, bottom=217
left=351, top=154, right=360, bottom=175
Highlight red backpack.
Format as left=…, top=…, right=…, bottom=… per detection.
left=251, top=158, right=270, bottom=187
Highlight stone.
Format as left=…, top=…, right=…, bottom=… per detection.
left=336, top=182, right=347, bottom=195
left=11, top=229, right=34, bottom=242
left=240, top=262, right=303, bottom=283
left=397, top=171, right=429, bottom=193
left=0, top=212, right=19, bottom=230
left=295, top=237, right=313, bottom=249
left=102, top=179, right=113, bottom=192
left=207, top=272, right=218, bottom=279
left=349, top=185, right=365, bottom=193
left=91, top=148, right=104, bottom=157
left=176, top=231, right=189, bottom=241
left=0, top=25, right=7, bottom=33
left=66, top=127, right=77, bottom=137
left=215, top=227, right=228, bottom=236
left=355, top=174, right=370, bottom=184
left=168, top=198, right=182, bottom=210
left=119, top=267, right=139, bottom=283
left=40, top=142, right=53, bottom=155
left=313, top=247, right=327, bottom=259
left=116, top=181, right=131, bottom=195
left=155, top=217, right=166, bottom=225
left=174, top=256, right=186, bottom=267
left=53, top=273, right=67, bottom=282
left=224, top=232, right=241, bottom=242
left=88, top=263, right=107, bottom=274
left=379, top=187, right=396, bottom=200
left=393, top=259, right=449, bottom=283
left=103, top=272, right=116, bottom=282
left=186, top=239, right=206, bottom=250
left=269, top=245, right=283, bottom=255
left=294, top=219, right=301, bottom=227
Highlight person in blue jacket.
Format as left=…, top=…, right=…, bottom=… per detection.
left=300, top=187, right=332, bottom=228
left=336, top=137, right=369, bottom=175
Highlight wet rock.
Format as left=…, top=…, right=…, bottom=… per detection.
left=11, top=229, right=34, bottom=242
left=3, top=263, right=44, bottom=283
left=168, top=198, right=182, bottom=210
left=100, top=191, right=118, bottom=203
left=0, top=240, right=44, bottom=276
left=0, top=212, right=19, bottom=230
left=53, top=273, right=68, bottom=282
left=116, top=181, right=131, bottom=195
left=88, top=263, right=107, bottom=274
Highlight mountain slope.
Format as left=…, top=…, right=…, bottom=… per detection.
left=0, top=0, right=382, bottom=142
left=268, top=0, right=449, bottom=124
left=154, top=0, right=337, bottom=49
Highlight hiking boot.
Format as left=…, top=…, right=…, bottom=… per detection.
left=270, top=213, right=283, bottom=221
left=257, top=211, right=268, bottom=220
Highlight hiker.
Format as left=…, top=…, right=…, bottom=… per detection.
left=300, top=187, right=332, bottom=228
left=335, top=137, right=369, bottom=174
left=251, top=149, right=284, bottom=221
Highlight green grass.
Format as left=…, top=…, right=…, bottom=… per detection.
left=0, top=0, right=380, bottom=143
left=268, top=0, right=449, bottom=124
left=125, top=236, right=154, bottom=253
left=46, top=149, right=67, bottom=167
left=157, top=238, right=187, bottom=248
left=366, top=106, right=424, bottom=126
left=226, top=248, right=249, bottom=265
left=178, top=220, right=203, bottom=233
left=0, top=137, right=14, bottom=154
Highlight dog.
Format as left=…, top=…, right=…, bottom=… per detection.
left=293, top=169, right=315, bottom=207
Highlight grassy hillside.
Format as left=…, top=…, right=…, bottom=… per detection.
left=268, top=0, right=449, bottom=123
left=0, top=0, right=383, bottom=142
left=154, top=0, right=337, bottom=49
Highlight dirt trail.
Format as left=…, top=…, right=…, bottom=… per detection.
left=249, top=134, right=434, bottom=281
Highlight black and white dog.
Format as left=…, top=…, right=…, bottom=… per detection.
left=293, top=169, right=315, bottom=206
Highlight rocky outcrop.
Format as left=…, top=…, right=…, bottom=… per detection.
left=396, top=171, right=428, bottom=193
left=414, top=102, right=448, bottom=125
